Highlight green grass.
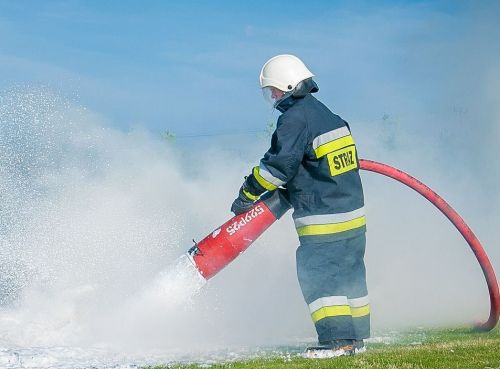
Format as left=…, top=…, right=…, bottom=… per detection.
left=150, top=327, right=500, bottom=369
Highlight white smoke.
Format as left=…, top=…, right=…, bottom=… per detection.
left=0, top=87, right=308, bottom=356
left=0, top=82, right=497, bottom=366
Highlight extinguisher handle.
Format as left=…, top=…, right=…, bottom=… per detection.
left=260, top=188, right=292, bottom=219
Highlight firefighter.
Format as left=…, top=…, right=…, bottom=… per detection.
left=231, top=54, right=369, bottom=358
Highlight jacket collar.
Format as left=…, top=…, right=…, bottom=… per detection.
left=275, top=94, right=298, bottom=113
left=275, top=78, right=319, bottom=113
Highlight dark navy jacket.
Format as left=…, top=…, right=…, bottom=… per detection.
left=245, top=93, right=366, bottom=244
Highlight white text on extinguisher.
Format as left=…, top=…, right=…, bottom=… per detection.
left=226, top=205, right=265, bottom=236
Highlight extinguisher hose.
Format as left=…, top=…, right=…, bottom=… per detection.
left=359, top=159, right=499, bottom=331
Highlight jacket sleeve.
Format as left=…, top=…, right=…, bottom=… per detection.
left=242, top=113, right=307, bottom=200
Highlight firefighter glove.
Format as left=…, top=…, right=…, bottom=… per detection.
left=231, top=183, right=258, bottom=215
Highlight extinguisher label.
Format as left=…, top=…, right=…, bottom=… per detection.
left=226, top=205, right=265, bottom=236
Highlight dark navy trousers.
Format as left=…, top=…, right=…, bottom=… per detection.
left=296, top=233, right=370, bottom=344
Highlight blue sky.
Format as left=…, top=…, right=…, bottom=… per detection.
left=0, top=0, right=499, bottom=149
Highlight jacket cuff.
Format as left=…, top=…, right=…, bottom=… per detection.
left=244, top=174, right=267, bottom=199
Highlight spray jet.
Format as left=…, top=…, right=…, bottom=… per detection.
left=186, top=159, right=499, bottom=331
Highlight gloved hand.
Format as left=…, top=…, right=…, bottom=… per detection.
left=231, top=183, right=257, bottom=215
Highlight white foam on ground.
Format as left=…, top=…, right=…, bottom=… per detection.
left=0, top=255, right=210, bottom=369
left=0, top=345, right=307, bottom=369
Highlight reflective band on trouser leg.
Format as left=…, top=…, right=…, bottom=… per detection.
left=349, top=295, right=371, bottom=340
left=252, top=165, right=284, bottom=191
left=309, top=296, right=370, bottom=323
left=352, top=305, right=370, bottom=317
left=309, top=295, right=370, bottom=343
left=312, top=305, right=350, bottom=322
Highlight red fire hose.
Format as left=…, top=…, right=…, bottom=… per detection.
left=359, top=159, right=499, bottom=331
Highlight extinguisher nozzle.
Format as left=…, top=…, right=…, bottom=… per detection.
left=185, top=249, right=208, bottom=281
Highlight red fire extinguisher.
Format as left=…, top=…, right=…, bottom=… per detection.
left=187, top=189, right=291, bottom=280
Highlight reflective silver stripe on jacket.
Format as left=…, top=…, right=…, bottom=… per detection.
left=259, top=162, right=286, bottom=186
left=294, top=207, right=365, bottom=228
left=312, top=126, right=351, bottom=151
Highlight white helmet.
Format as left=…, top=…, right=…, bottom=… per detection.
left=259, top=54, right=314, bottom=91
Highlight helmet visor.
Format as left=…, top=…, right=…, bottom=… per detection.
left=262, top=86, right=276, bottom=107
left=262, top=86, right=285, bottom=108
